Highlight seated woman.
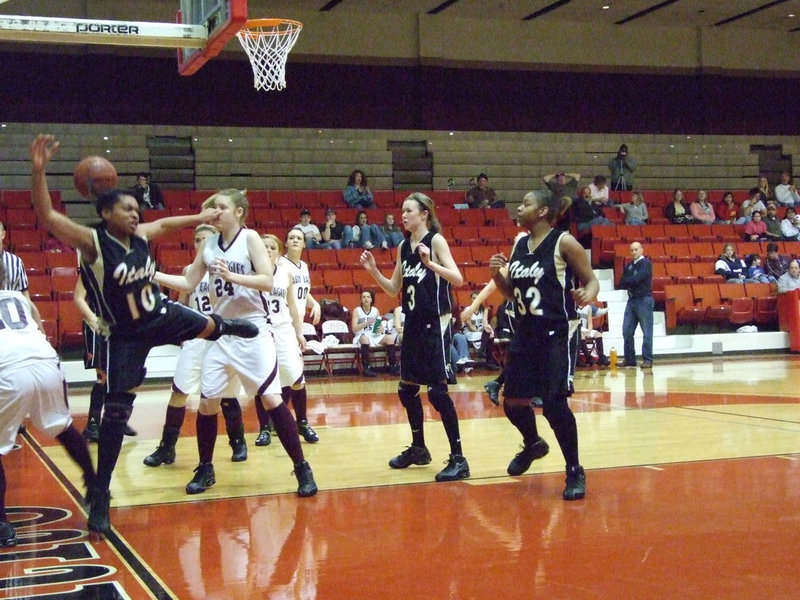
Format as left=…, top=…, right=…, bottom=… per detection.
left=689, top=190, right=716, bottom=224
left=351, top=290, right=398, bottom=377
left=714, top=243, right=753, bottom=283
left=344, top=211, right=387, bottom=249
left=780, top=206, right=800, bottom=241
left=664, top=189, right=693, bottom=224
left=378, top=213, right=404, bottom=248
left=715, top=192, right=744, bottom=224
left=343, top=169, right=376, bottom=209
left=616, top=191, right=648, bottom=225
left=744, top=210, right=768, bottom=241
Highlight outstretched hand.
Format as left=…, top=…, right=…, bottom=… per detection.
left=198, top=206, right=221, bottom=223
left=30, top=134, right=60, bottom=172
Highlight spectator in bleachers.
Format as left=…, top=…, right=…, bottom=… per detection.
left=777, top=260, right=800, bottom=293
left=664, top=189, right=693, bottom=224
left=744, top=211, right=768, bottom=241
left=616, top=190, right=649, bottom=225
left=780, top=207, right=800, bottom=241
left=714, top=243, right=752, bottom=283
left=466, top=173, right=504, bottom=209
left=745, top=254, right=774, bottom=283
left=543, top=171, right=581, bottom=201
left=740, top=188, right=768, bottom=224
left=715, top=191, right=742, bottom=225
left=344, top=211, right=387, bottom=250
left=762, top=202, right=784, bottom=241
left=295, top=209, right=330, bottom=249
left=689, top=190, right=716, bottom=224
left=608, top=144, right=636, bottom=191
left=378, top=213, right=404, bottom=248
left=588, top=175, right=610, bottom=203
left=757, top=175, right=773, bottom=203
left=774, top=171, right=800, bottom=208
left=351, top=290, right=398, bottom=377
left=765, top=242, right=791, bottom=279
left=344, top=169, right=376, bottom=209
left=573, top=186, right=612, bottom=236
left=130, top=173, right=164, bottom=211
left=319, top=208, right=346, bottom=249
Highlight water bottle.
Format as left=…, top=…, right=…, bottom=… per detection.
left=609, top=347, right=617, bottom=369
left=372, top=316, right=382, bottom=334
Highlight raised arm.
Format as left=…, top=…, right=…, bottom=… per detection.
left=136, top=207, right=219, bottom=242
left=30, top=135, right=96, bottom=259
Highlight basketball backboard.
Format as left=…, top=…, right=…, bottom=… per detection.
left=177, top=0, right=248, bottom=76
left=0, top=0, right=247, bottom=76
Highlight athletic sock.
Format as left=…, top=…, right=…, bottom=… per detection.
left=291, top=387, right=308, bottom=422
left=196, top=413, right=218, bottom=464
left=268, top=403, right=304, bottom=464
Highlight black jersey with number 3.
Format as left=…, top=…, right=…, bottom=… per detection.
left=400, top=231, right=452, bottom=318
left=508, top=228, right=577, bottom=327
left=80, top=224, right=164, bottom=334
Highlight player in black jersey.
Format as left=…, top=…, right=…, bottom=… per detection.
left=489, top=191, right=599, bottom=500
left=31, top=135, right=259, bottom=535
left=360, top=192, right=470, bottom=482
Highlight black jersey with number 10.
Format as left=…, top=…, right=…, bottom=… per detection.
left=508, top=228, right=577, bottom=326
left=80, top=224, right=164, bottom=334
left=400, top=230, right=452, bottom=318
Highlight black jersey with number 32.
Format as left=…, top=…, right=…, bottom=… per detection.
left=400, top=230, right=452, bottom=318
left=508, top=228, right=577, bottom=326
left=80, top=225, right=163, bottom=334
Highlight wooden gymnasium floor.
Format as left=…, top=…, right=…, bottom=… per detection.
left=2, top=355, right=799, bottom=599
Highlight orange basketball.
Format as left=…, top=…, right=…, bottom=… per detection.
left=73, top=156, right=118, bottom=199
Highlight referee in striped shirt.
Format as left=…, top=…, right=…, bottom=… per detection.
left=0, top=222, right=41, bottom=328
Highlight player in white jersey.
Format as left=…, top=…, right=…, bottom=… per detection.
left=0, top=261, right=97, bottom=546
left=254, top=227, right=322, bottom=445
left=144, top=225, right=248, bottom=467
left=155, top=190, right=317, bottom=498
left=254, top=234, right=311, bottom=447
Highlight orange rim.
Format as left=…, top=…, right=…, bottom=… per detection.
left=241, top=18, right=303, bottom=31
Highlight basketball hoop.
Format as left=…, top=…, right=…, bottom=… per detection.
left=236, top=18, right=302, bottom=91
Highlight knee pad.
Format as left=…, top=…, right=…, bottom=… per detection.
left=398, top=382, right=421, bottom=409
left=427, top=383, right=453, bottom=414
left=101, top=392, right=135, bottom=436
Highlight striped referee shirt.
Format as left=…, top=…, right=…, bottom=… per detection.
left=0, top=250, right=29, bottom=292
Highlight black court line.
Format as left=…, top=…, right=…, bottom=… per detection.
left=21, top=429, right=176, bottom=600
left=679, top=405, right=800, bottom=426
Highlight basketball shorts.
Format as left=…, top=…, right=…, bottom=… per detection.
left=273, top=323, right=304, bottom=388
left=503, top=319, right=571, bottom=403
left=400, top=313, right=451, bottom=386
left=171, top=338, right=209, bottom=395
left=106, top=301, right=209, bottom=393
left=82, top=322, right=107, bottom=371
left=0, top=358, right=71, bottom=454
left=201, top=319, right=281, bottom=400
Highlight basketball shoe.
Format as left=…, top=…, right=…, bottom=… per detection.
left=563, top=465, right=586, bottom=501
left=389, top=445, right=431, bottom=469
left=255, top=426, right=272, bottom=446
left=507, top=437, right=550, bottom=476
left=186, top=463, right=216, bottom=494
left=294, top=461, right=318, bottom=497
left=435, top=454, right=470, bottom=482
left=298, top=420, right=319, bottom=443
left=0, top=521, right=17, bottom=547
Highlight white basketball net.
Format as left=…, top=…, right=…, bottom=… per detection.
left=236, top=19, right=302, bottom=91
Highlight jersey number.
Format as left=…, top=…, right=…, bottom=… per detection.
left=194, top=295, right=211, bottom=313
left=125, top=284, right=157, bottom=321
left=0, top=296, right=28, bottom=330
left=405, top=284, right=416, bottom=311
left=514, top=286, right=543, bottom=317
left=214, top=279, right=234, bottom=297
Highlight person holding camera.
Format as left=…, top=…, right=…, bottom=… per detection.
left=608, top=144, right=636, bottom=191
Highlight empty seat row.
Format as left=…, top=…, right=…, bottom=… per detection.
left=664, top=282, right=777, bottom=332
